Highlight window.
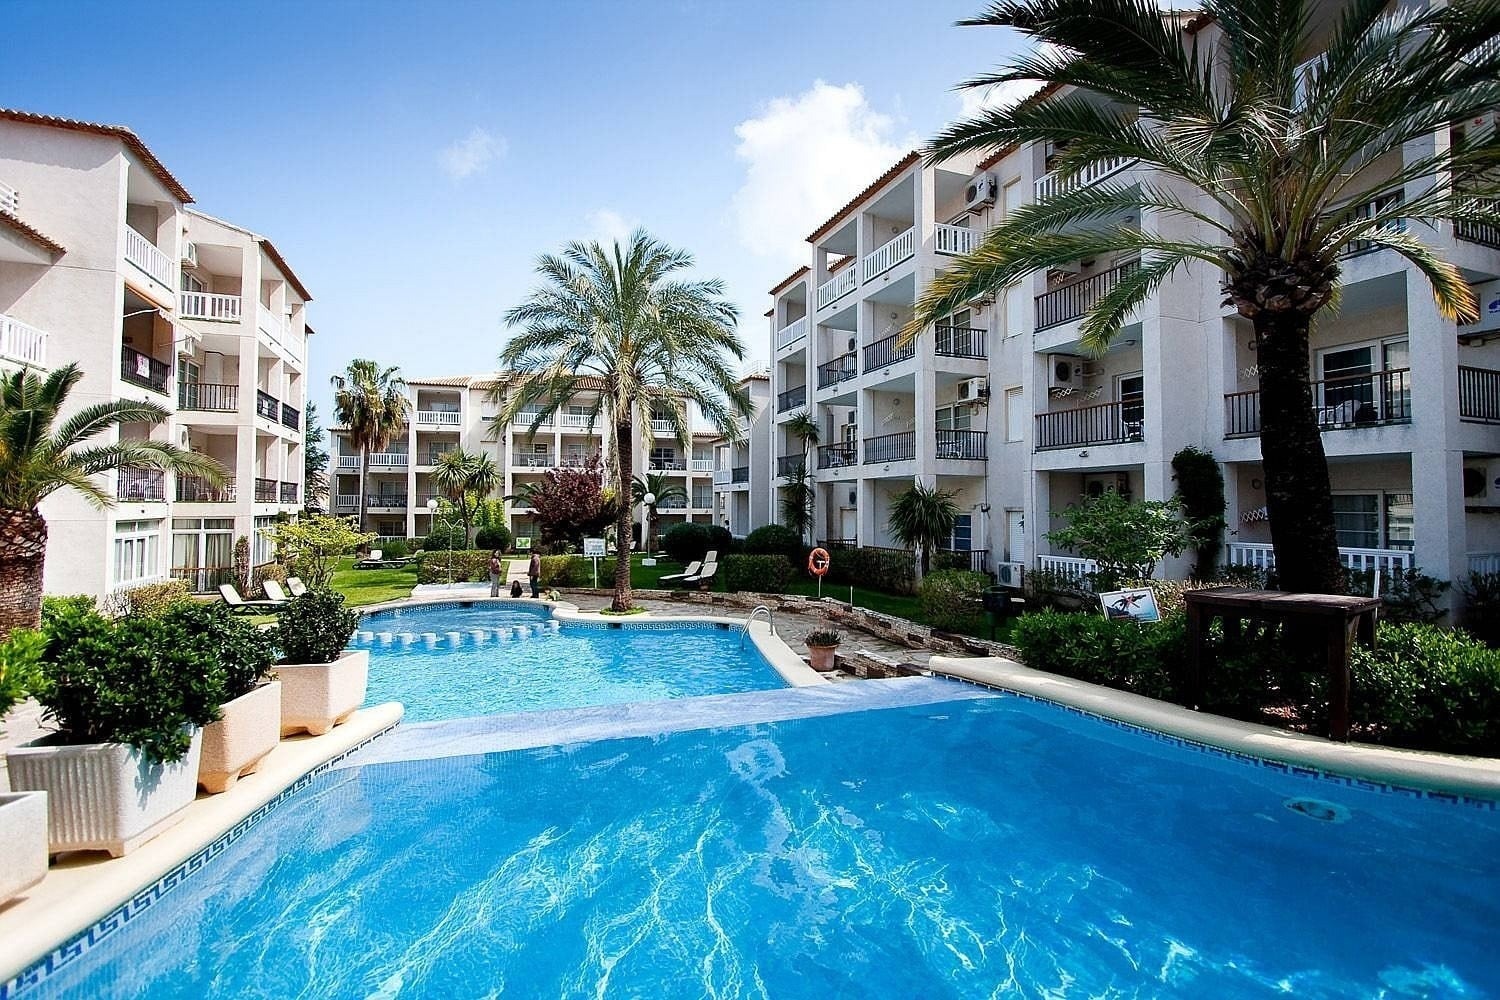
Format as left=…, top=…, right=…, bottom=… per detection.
left=1117, top=373, right=1145, bottom=427
left=253, top=516, right=276, bottom=567
left=934, top=404, right=972, bottom=432
left=113, top=519, right=163, bottom=587
left=1317, top=338, right=1409, bottom=423
left=935, top=309, right=973, bottom=354
left=1332, top=492, right=1414, bottom=550
left=180, top=271, right=203, bottom=293
left=1005, top=387, right=1025, bottom=442
left=650, top=447, right=677, bottom=468
left=948, top=514, right=973, bottom=552
left=171, top=517, right=234, bottom=592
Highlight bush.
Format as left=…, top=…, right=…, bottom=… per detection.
left=1012, top=611, right=1187, bottom=702
left=35, top=602, right=231, bottom=764
left=475, top=524, right=513, bottom=553
left=1346, top=566, right=1449, bottom=624
left=421, top=523, right=468, bottom=552
left=275, top=591, right=360, bottom=665
left=706, top=524, right=733, bottom=555
left=919, top=570, right=990, bottom=633
left=662, top=522, right=711, bottom=564
left=163, top=603, right=278, bottom=702
left=743, top=525, right=802, bottom=560
left=825, top=545, right=916, bottom=596
left=722, top=554, right=794, bottom=593
left=100, top=579, right=192, bottom=618
left=417, top=551, right=493, bottom=584
left=539, top=555, right=590, bottom=588
left=41, top=594, right=96, bottom=626
left=381, top=538, right=411, bottom=560
left=0, top=628, right=43, bottom=722
left=1461, top=571, right=1500, bottom=647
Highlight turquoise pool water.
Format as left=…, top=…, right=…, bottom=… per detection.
left=353, top=603, right=788, bottom=721
left=17, top=680, right=1500, bottom=998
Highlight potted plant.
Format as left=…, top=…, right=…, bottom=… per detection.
left=8, top=602, right=227, bottom=856
left=804, top=629, right=843, bottom=672
left=0, top=627, right=48, bottom=902
left=184, top=604, right=281, bottom=793
left=274, top=590, right=365, bottom=736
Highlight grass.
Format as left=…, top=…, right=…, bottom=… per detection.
left=330, top=557, right=420, bottom=606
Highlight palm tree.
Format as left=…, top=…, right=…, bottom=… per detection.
left=432, top=447, right=500, bottom=547
left=914, top=0, right=1499, bottom=594
left=0, top=365, right=225, bottom=636
left=782, top=409, right=821, bottom=541
left=330, top=360, right=410, bottom=531
left=631, top=472, right=688, bottom=553
left=498, top=230, right=752, bottom=611
left=888, top=480, right=960, bottom=577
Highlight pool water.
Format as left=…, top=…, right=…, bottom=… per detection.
left=354, top=603, right=787, bottom=721
left=24, top=682, right=1500, bottom=998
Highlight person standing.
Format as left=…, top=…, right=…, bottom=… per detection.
left=488, top=550, right=503, bottom=598
left=528, top=550, right=541, bottom=598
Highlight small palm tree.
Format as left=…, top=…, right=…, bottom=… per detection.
left=330, top=360, right=410, bottom=531
left=782, top=409, right=821, bottom=541
left=498, top=230, right=752, bottom=612
left=631, top=472, right=688, bottom=553
left=915, top=0, right=1499, bottom=593
left=888, top=481, right=960, bottom=577
left=432, top=447, right=500, bottom=548
left=0, top=365, right=225, bottom=636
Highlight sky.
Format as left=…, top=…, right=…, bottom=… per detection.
left=2, top=0, right=1029, bottom=417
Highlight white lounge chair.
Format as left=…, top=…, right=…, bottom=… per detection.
left=262, top=579, right=291, bottom=603
left=219, top=583, right=283, bottom=614
left=658, top=560, right=701, bottom=585
left=682, top=560, right=717, bottom=589
left=286, top=576, right=309, bottom=597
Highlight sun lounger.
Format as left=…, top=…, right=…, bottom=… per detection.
left=286, top=576, right=308, bottom=597
left=262, top=579, right=291, bottom=603
left=682, top=560, right=717, bottom=589
left=658, top=560, right=701, bottom=585
left=354, top=549, right=415, bottom=570
left=219, top=583, right=284, bottom=614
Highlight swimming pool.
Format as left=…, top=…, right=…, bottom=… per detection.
left=17, top=678, right=1499, bottom=998
left=354, top=602, right=789, bottom=721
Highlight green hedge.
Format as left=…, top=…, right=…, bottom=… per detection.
left=825, top=546, right=916, bottom=596
left=918, top=570, right=990, bottom=632
left=743, top=525, right=802, bottom=560
left=1012, top=611, right=1187, bottom=702
left=417, top=551, right=492, bottom=584
left=539, top=555, right=592, bottom=588
left=722, top=554, right=794, bottom=593
left=661, top=523, right=711, bottom=564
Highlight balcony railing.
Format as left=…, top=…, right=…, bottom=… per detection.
left=732, top=466, right=750, bottom=483
left=0, top=180, right=18, bottom=215
left=935, top=429, right=987, bottom=460
left=777, top=384, right=807, bottom=413
left=175, top=476, right=236, bottom=503
left=512, top=410, right=553, bottom=427
left=1034, top=155, right=1137, bottom=200
left=776, top=454, right=806, bottom=477
left=1471, top=552, right=1500, bottom=576
left=934, top=223, right=977, bottom=256
left=817, top=265, right=857, bottom=308
left=417, top=409, right=461, bottom=426
left=558, top=454, right=592, bottom=468
left=559, top=412, right=591, bottom=429
left=123, top=225, right=175, bottom=288
left=862, top=226, right=915, bottom=281
left=713, top=468, right=731, bottom=485
left=1036, top=400, right=1145, bottom=450
left=692, top=493, right=713, bottom=509
left=117, top=467, right=165, bottom=501
left=336, top=455, right=360, bottom=471
left=366, top=493, right=408, bottom=510
left=863, top=333, right=915, bottom=371
left=1225, top=542, right=1412, bottom=577
left=120, top=344, right=171, bottom=394
left=1036, top=555, right=1099, bottom=590
left=1459, top=365, right=1500, bottom=423
left=0, top=313, right=47, bottom=368
left=935, top=325, right=986, bottom=359
left=692, top=458, right=714, bottom=472
left=516, top=454, right=555, bottom=468
left=776, top=316, right=808, bottom=349
left=649, top=458, right=686, bottom=471
left=178, top=382, right=237, bottom=412
left=817, top=443, right=858, bottom=470
left=280, top=481, right=299, bottom=504
left=281, top=403, right=300, bottom=430
left=817, top=350, right=857, bottom=389
left=369, top=452, right=409, bottom=468
left=422, top=448, right=458, bottom=466
left=253, top=477, right=278, bottom=502
left=864, top=431, right=915, bottom=463
left=1224, top=369, right=1411, bottom=438
left=650, top=418, right=675, bottom=435
left=171, top=565, right=235, bottom=594
left=178, top=292, right=242, bottom=323
left=1035, top=258, right=1141, bottom=331
left=255, top=390, right=280, bottom=421
left=334, top=493, right=359, bottom=510
left=1457, top=200, right=1500, bottom=249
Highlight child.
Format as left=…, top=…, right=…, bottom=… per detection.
left=510, top=579, right=523, bottom=598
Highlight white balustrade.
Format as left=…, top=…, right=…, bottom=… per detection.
left=334, top=494, right=359, bottom=509
left=817, top=266, right=858, bottom=309
left=691, top=459, right=714, bottom=472
left=336, top=455, right=360, bottom=470
left=0, top=180, right=18, bottom=215
left=512, top=411, right=553, bottom=427
left=123, top=225, right=175, bottom=288
left=1225, top=542, right=1414, bottom=576
left=1469, top=552, right=1500, bottom=576
left=1036, top=554, right=1099, bottom=589
left=1034, top=155, right=1138, bottom=201
left=559, top=412, right=590, bottom=428
left=650, top=419, right=674, bottom=435
left=0, top=313, right=47, bottom=368
left=862, top=226, right=916, bottom=281
left=368, top=452, right=409, bottom=468
left=712, top=469, right=732, bottom=485
left=417, top=409, right=461, bottom=425
left=178, top=292, right=242, bottom=323
left=776, top=316, right=808, bottom=349
left=934, top=223, right=977, bottom=256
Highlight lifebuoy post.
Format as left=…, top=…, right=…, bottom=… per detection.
left=807, top=547, right=831, bottom=598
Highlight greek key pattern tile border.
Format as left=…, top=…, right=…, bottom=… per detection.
left=1, top=723, right=400, bottom=1000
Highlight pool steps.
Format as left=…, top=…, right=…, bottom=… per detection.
left=354, top=620, right=563, bottom=648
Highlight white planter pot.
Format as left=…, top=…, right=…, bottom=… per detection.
left=198, top=681, right=282, bottom=794
left=0, top=791, right=49, bottom=903
left=277, top=648, right=368, bottom=737
left=6, top=731, right=203, bottom=857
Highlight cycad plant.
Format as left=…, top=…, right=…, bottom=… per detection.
left=0, top=364, right=225, bottom=635
left=782, top=409, right=821, bottom=541
left=888, top=480, right=961, bottom=576
left=915, top=0, right=1500, bottom=593
left=330, top=360, right=411, bottom=531
left=631, top=472, right=688, bottom=554
left=498, top=230, right=752, bottom=611
left=432, top=447, right=500, bottom=548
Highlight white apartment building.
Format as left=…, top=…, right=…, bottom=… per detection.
left=330, top=374, right=719, bottom=543
left=712, top=371, right=773, bottom=536
left=0, top=109, right=312, bottom=599
left=762, top=22, right=1500, bottom=590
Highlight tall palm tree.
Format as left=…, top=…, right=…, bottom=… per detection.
left=0, top=365, right=225, bottom=636
left=432, top=447, right=500, bottom=547
left=888, top=480, right=961, bottom=577
left=631, top=471, right=688, bottom=553
left=914, top=0, right=1499, bottom=594
left=498, top=230, right=752, bottom=611
left=783, top=409, right=821, bottom=541
left=330, top=360, right=410, bottom=531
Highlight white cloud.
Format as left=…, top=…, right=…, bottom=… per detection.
left=730, top=81, right=915, bottom=268
left=439, top=127, right=506, bottom=179
left=584, top=208, right=639, bottom=246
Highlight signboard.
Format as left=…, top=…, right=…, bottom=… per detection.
left=1098, top=588, right=1161, bottom=623
left=583, top=537, right=606, bottom=558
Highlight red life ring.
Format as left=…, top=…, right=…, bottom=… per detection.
left=808, top=547, right=831, bottom=577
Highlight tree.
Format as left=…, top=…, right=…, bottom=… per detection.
left=631, top=472, right=688, bottom=554
left=329, top=360, right=410, bottom=531
left=1045, top=491, right=1204, bottom=591
left=0, top=365, right=225, bottom=636
left=782, top=409, right=820, bottom=542
left=914, top=0, right=1498, bottom=594
left=303, top=401, right=329, bottom=513
left=266, top=514, right=376, bottom=589
left=431, top=447, right=499, bottom=548
left=887, top=480, right=960, bottom=577
left=526, top=457, right=619, bottom=552
left=497, top=230, right=752, bottom=611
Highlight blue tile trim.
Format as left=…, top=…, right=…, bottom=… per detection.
left=0, top=723, right=400, bottom=1000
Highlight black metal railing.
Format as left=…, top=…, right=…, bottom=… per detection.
left=1035, top=400, right=1146, bottom=450
left=120, top=345, right=171, bottom=394
left=175, top=475, right=235, bottom=502
left=1459, top=365, right=1500, bottom=424
left=777, top=385, right=807, bottom=413
left=116, top=467, right=164, bottom=501
left=776, top=454, right=806, bottom=476
left=934, top=429, right=987, bottom=460
left=178, top=382, right=237, bottom=411
left=863, top=333, right=915, bottom=370
left=1035, top=259, right=1140, bottom=331
left=816, top=351, right=857, bottom=389
left=1457, top=199, right=1500, bottom=249
left=731, top=466, right=750, bottom=483
left=1338, top=192, right=1403, bottom=257
left=366, top=493, right=408, bottom=508
left=817, top=443, right=858, bottom=469
left=935, top=326, right=986, bottom=359
left=255, top=390, right=280, bottom=421
left=254, top=477, right=278, bottom=502
left=863, top=431, right=915, bottom=463
left=170, top=565, right=235, bottom=593
left=280, top=403, right=300, bottom=430
left=280, top=481, right=299, bottom=504
left=1224, top=369, right=1412, bottom=438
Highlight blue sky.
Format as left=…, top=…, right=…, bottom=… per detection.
left=3, top=1, right=1025, bottom=416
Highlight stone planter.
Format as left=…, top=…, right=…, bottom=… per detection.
left=7, top=731, right=203, bottom=857
left=806, top=643, right=840, bottom=672
left=0, top=791, right=49, bottom=903
left=277, top=648, right=368, bottom=737
left=198, top=681, right=282, bottom=793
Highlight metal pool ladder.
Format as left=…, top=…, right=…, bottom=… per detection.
left=741, top=605, right=775, bottom=644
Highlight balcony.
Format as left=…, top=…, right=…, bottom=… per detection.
left=336, top=455, right=360, bottom=471
left=366, top=493, right=408, bottom=510
left=863, top=333, right=915, bottom=371
left=816, top=350, right=857, bottom=390
left=558, top=454, right=592, bottom=468
left=334, top=493, right=359, bottom=511
left=369, top=452, right=410, bottom=469
left=280, top=481, right=299, bottom=505
left=731, top=466, right=749, bottom=484
left=1036, top=400, right=1145, bottom=450
left=117, top=467, right=165, bottom=501
left=776, top=455, right=806, bottom=477
left=776, top=385, right=807, bottom=414
left=559, top=412, right=591, bottom=429
left=817, top=443, right=858, bottom=470
left=120, top=345, right=171, bottom=394
left=256, top=306, right=295, bottom=359
left=175, top=476, right=236, bottom=503
left=422, top=448, right=458, bottom=466
left=1224, top=369, right=1411, bottom=438
left=1035, top=259, right=1140, bottom=332
left=1225, top=542, right=1412, bottom=577
left=0, top=314, right=46, bottom=368
left=1457, top=199, right=1500, bottom=249
left=281, top=403, right=301, bottom=431
left=253, top=477, right=278, bottom=502
left=862, top=226, right=915, bottom=281
left=864, top=431, right=915, bottom=463
left=178, top=382, right=237, bottom=412
left=512, top=410, right=553, bottom=428
left=776, top=317, right=808, bottom=350
left=1459, top=366, right=1500, bottom=423
left=417, top=409, right=461, bottom=426
left=1338, top=192, right=1403, bottom=258
left=516, top=453, right=555, bottom=468
left=817, top=265, right=857, bottom=309
left=1034, top=155, right=1137, bottom=200
left=691, top=458, right=713, bottom=473
left=123, top=225, right=174, bottom=288
left=0, top=180, right=17, bottom=215
left=650, top=458, right=687, bottom=471
left=935, top=325, right=986, bottom=359
left=935, top=429, right=987, bottom=460
left=650, top=418, right=674, bottom=435
left=934, top=223, right=977, bottom=256
left=178, top=292, right=242, bottom=323
left=255, top=390, right=280, bottom=422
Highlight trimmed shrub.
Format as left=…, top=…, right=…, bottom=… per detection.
left=421, top=524, right=468, bottom=552
left=722, top=554, right=794, bottom=593
left=418, top=551, right=491, bottom=584
left=41, top=595, right=95, bottom=627
left=101, top=579, right=192, bottom=618
left=662, top=522, right=711, bottom=565
left=475, top=524, right=513, bottom=553
left=743, top=525, right=801, bottom=560
left=0, top=628, right=43, bottom=721
left=1012, top=611, right=1187, bottom=702
left=161, top=603, right=278, bottom=702
left=824, top=545, right=916, bottom=596
left=919, top=570, right=990, bottom=633
left=1461, top=571, right=1500, bottom=647
left=539, top=555, right=590, bottom=588
left=275, top=590, right=360, bottom=666
left=706, top=524, right=733, bottom=555
left=380, top=538, right=411, bottom=560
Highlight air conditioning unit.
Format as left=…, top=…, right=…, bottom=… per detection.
left=994, top=561, right=1024, bottom=589
left=964, top=172, right=997, bottom=211
left=1084, top=473, right=1131, bottom=499
left=1459, top=279, right=1500, bottom=337
left=180, top=241, right=197, bottom=267
left=1461, top=110, right=1497, bottom=139
left=1464, top=462, right=1500, bottom=507
left=957, top=377, right=990, bottom=402
left=1048, top=354, right=1083, bottom=390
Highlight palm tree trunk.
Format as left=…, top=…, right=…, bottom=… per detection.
left=0, top=508, right=47, bottom=638
left=358, top=448, right=369, bottom=532
left=612, top=422, right=634, bottom=611
left=1255, top=312, right=1344, bottom=593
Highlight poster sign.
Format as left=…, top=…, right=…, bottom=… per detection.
left=1098, top=588, right=1161, bottom=623
left=583, top=537, right=606, bottom=558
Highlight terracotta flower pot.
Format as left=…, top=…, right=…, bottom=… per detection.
left=277, top=649, right=369, bottom=737
left=806, top=643, right=839, bottom=672
left=198, top=681, right=283, bottom=793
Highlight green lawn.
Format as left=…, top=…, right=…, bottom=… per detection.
left=330, top=556, right=420, bottom=606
